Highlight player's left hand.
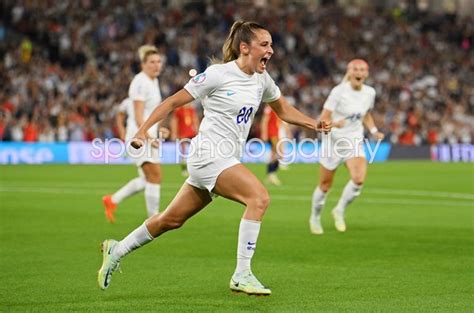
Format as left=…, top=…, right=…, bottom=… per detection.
left=130, top=131, right=149, bottom=149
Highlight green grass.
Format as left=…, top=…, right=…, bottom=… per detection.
left=1, top=162, right=473, bottom=312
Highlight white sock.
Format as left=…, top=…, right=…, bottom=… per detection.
left=145, top=182, right=160, bottom=217
left=334, top=180, right=363, bottom=215
left=112, top=223, right=154, bottom=259
left=311, top=186, right=327, bottom=218
left=111, top=177, right=146, bottom=204
left=235, top=219, right=261, bottom=274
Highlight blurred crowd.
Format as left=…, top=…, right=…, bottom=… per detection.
left=1, top=0, right=473, bottom=145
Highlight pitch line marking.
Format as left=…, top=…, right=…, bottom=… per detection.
left=0, top=186, right=472, bottom=208
left=2, top=181, right=473, bottom=200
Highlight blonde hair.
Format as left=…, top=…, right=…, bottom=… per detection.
left=342, top=59, right=369, bottom=82
left=220, top=20, right=268, bottom=63
left=138, top=45, right=158, bottom=63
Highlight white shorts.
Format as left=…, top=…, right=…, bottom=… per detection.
left=319, top=139, right=366, bottom=171
left=186, top=156, right=240, bottom=196
left=126, top=142, right=160, bottom=167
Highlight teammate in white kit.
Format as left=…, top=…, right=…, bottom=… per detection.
left=98, top=21, right=330, bottom=295
left=102, top=45, right=164, bottom=222
left=309, top=59, right=384, bottom=235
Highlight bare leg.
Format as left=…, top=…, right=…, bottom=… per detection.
left=213, top=164, right=271, bottom=295
left=345, top=157, right=367, bottom=185
left=112, top=183, right=212, bottom=259
left=141, top=162, right=162, bottom=184
left=146, top=183, right=212, bottom=236
left=98, top=183, right=212, bottom=290
left=213, top=164, right=270, bottom=221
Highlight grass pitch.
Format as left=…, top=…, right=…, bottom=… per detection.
left=1, top=162, right=473, bottom=312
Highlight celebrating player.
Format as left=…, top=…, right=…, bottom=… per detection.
left=309, top=59, right=384, bottom=235
left=102, top=45, right=164, bottom=222
left=98, top=21, right=330, bottom=296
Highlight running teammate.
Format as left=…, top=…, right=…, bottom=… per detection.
left=102, top=45, right=164, bottom=221
left=309, top=59, right=384, bottom=234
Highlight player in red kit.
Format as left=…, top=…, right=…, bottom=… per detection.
left=171, top=103, right=199, bottom=175
left=261, top=105, right=282, bottom=185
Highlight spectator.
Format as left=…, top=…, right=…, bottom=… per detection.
left=38, top=121, right=55, bottom=142
left=0, top=1, right=472, bottom=144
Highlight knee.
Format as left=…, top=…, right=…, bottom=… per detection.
left=259, top=192, right=271, bottom=211
left=249, top=190, right=270, bottom=214
left=319, top=180, right=332, bottom=193
left=145, top=213, right=184, bottom=237
left=144, top=169, right=161, bottom=183
left=351, top=176, right=365, bottom=186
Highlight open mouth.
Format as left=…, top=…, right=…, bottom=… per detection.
left=260, top=57, right=270, bottom=67
left=355, top=77, right=362, bottom=82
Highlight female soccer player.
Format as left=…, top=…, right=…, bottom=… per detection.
left=309, top=59, right=384, bottom=235
left=98, top=21, right=330, bottom=296
left=101, top=97, right=145, bottom=223
left=102, top=45, right=164, bottom=221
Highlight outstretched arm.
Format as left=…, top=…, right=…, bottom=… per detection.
left=132, top=89, right=195, bottom=148
left=267, top=96, right=331, bottom=132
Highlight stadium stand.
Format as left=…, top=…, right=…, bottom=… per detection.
left=0, top=1, right=472, bottom=145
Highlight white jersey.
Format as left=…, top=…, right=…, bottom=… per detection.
left=117, top=98, right=131, bottom=115
left=324, top=81, right=376, bottom=139
left=128, top=72, right=162, bottom=139
left=184, top=61, right=281, bottom=159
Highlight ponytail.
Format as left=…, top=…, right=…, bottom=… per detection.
left=218, top=20, right=267, bottom=63
left=222, top=21, right=246, bottom=63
